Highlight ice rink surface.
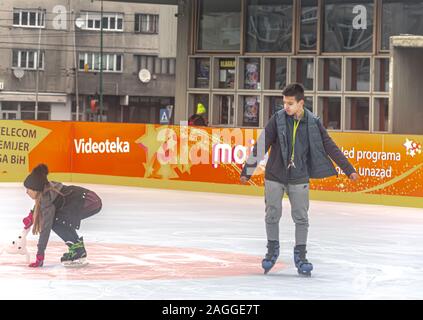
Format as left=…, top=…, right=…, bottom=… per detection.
left=1, top=183, right=422, bottom=300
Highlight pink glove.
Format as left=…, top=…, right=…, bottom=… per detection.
left=23, top=210, right=34, bottom=230
left=29, top=254, right=44, bottom=268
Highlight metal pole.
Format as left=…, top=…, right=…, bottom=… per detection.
left=72, top=9, right=80, bottom=120
left=99, top=0, right=104, bottom=122
left=35, top=23, right=42, bottom=120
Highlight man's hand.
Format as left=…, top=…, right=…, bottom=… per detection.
left=349, top=173, right=359, bottom=181
left=240, top=176, right=249, bottom=185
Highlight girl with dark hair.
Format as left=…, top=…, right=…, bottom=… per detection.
left=23, top=164, right=102, bottom=267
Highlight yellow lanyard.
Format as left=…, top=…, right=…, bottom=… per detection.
left=289, top=119, right=300, bottom=167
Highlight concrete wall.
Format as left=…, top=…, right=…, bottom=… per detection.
left=174, top=0, right=191, bottom=123
left=159, top=5, right=178, bottom=58
left=391, top=37, right=423, bottom=134
left=51, top=102, right=71, bottom=120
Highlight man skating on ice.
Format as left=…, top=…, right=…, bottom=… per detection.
left=240, top=83, right=358, bottom=276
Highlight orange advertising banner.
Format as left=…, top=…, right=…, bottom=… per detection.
left=1, top=120, right=422, bottom=205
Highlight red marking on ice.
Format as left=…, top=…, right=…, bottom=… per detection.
left=0, top=241, right=285, bottom=280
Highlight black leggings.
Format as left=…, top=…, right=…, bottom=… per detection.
left=52, top=191, right=102, bottom=244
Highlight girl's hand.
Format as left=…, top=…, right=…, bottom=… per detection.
left=23, top=210, right=34, bottom=230
left=29, top=254, right=44, bottom=268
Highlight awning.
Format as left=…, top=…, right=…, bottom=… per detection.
left=0, top=92, right=67, bottom=103
left=104, top=0, right=178, bottom=4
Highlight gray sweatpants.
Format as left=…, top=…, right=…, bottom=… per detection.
left=264, top=179, right=310, bottom=246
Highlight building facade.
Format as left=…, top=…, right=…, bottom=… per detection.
left=171, top=0, right=423, bottom=134
left=0, top=0, right=177, bottom=124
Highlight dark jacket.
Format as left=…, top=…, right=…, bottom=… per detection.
left=241, top=109, right=356, bottom=184
left=188, top=114, right=207, bottom=126
left=37, top=182, right=95, bottom=255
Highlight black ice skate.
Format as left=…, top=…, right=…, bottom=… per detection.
left=262, top=240, right=280, bottom=274
left=294, top=245, right=313, bottom=277
left=61, top=237, right=88, bottom=267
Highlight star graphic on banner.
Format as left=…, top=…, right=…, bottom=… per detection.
left=143, top=162, right=155, bottom=178
left=403, top=138, right=422, bottom=158
left=157, top=164, right=179, bottom=180
left=177, top=162, right=192, bottom=174
left=136, top=125, right=163, bottom=163
left=403, top=139, right=413, bottom=150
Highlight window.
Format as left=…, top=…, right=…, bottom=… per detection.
left=36, top=103, right=51, bottom=120
left=291, top=58, right=314, bottom=91
left=323, top=0, right=374, bottom=52
left=79, top=53, right=123, bottom=72
left=212, top=95, right=235, bottom=126
left=346, top=97, right=369, bottom=131
left=7, top=102, right=50, bottom=120
left=198, top=0, right=241, bottom=51
left=169, top=59, right=176, bottom=74
left=240, top=58, right=261, bottom=90
left=138, top=55, right=154, bottom=73
left=374, top=58, right=389, bottom=92
left=188, top=94, right=209, bottom=120
left=189, top=57, right=210, bottom=88
left=12, top=50, right=44, bottom=70
left=373, top=98, right=389, bottom=132
left=135, top=14, right=159, bottom=33
left=13, top=9, right=45, bottom=28
left=13, top=12, right=19, bottom=25
left=20, top=102, right=35, bottom=120
left=120, top=97, right=174, bottom=124
left=241, top=95, right=260, bottom=127
left=136, top=55, right=176, bottom=75
left=264, top=58, right=287, bottom=90
left=246, top=0, right=293, bottom=52
left=81, top=12, right=124, bottom=31
left=346, top=58, right=370, bottom=91
left=215, top=58, right=236, bottom=89
left=265, top=96, right=284, bottom=121
left=0, top=102, right=18, bottom=111
left=304, top=96, right=314, bottom=113
left=382, top=1, right=423, bottom=50
left=299, top=0, right=318, bottom=51
left=0, top=102, right=19, bottom=120
left=318, top=97, right=341, bottom=130
left=318, top=58, right=342, bottom=91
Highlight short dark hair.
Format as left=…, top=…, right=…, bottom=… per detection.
left=282, top=83, right=305, bottom=102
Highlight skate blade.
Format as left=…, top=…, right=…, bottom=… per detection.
left=297, top=270, right=312, bottom=277
left=262, top=262, right=275, bottom=275
left=62, top=258, right=88, bottom=268
left=263, top=265, right=274, bottom=274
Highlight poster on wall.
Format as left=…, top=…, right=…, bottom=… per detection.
left=243, top=96, right=260, bottom=127
left=244, top=61, right=260, bottom=89
left=195, top=59, right=210, bottom=88
left=219, top=59, right=236, bottom=89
